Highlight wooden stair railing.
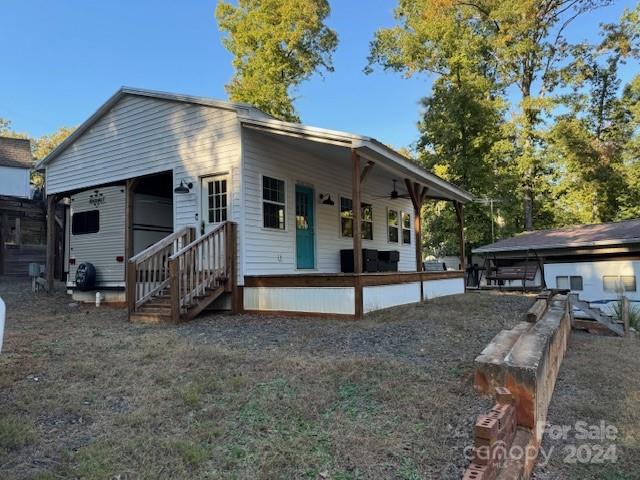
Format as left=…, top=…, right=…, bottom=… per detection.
left=168, top=221, right=237, bottom=322
left=127, top=226, right=195, bottom=319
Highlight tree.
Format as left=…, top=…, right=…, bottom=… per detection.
left=33, top=126, right=74, bottom=161
left=368, top=0, right=616, bottom=230
left=215, top=0, right=338, bottom=121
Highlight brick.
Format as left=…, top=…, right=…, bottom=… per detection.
left=462, top=463, right=495, bottom=480
left=475, top=415, right=499, bottom=440
left=495, top=386, right=514, bottom=405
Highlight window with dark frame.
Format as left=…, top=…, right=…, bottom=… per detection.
left=402, top=211, right=411, bottom=244
left=263, top=176, right=285, bottom=230
left=207, top=178, right=227, bottom=223
left=555, top=275, right=583, bottom=291
left=340, top=197, right=373, bottom=240
left=388, top=209, right=399, bottom=243
left=603, top=275, right=637, bottom=292
left=71, top=210, right=100, bottom=235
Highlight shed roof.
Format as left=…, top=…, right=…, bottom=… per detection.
left=473, top=218, right=640, bottom=253
left=0, top=137, right=33, bottom=169
left=38, top=87, right=473, bottom=203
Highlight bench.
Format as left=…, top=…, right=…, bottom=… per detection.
left=423, top=261, right=447, bottom=272
left=486, top=265, right=538, bottom=283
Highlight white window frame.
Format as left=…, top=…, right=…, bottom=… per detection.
left=203, top=175, right=229, bottom=225
left=261, top=174, right=287, bottom=231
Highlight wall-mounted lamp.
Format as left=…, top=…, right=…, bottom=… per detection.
left=174, top=179, right=193, bottom=194
left=319, top=193, right=335, bottom=206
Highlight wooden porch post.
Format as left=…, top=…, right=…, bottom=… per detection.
left=404, top=179, right=427, bottom=272
left=0, top=212, right=7, bottom=276
left=454, top=201, right=466, bottom=276
left=352, top=149, right=363, bottom=319
left=125, top=178, right=139, bottom=313
left=226, top=222, right=241, bottom=314
left=45, top=194, right=58, bottom=292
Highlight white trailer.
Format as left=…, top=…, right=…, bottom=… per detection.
left=67, top=186, right=172, bottom=289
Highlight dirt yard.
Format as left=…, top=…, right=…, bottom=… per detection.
left=0, top=279, right=637, bottom=480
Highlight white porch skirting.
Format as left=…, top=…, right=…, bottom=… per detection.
left=242, top=272, right=466, bottom=318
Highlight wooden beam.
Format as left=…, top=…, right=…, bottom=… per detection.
left=360, top=161, right=375, bottom=184
left=454, top=201, right=466, bottom=275
left=226, top=222, right=241, bottom=314
left=0, top=212, right=6, bottom=275
left=45, top=194, right=58, bottom=292
left=124, top=178, right=139, bottom=312
left=352, top=150, right=362, bottom=275
left=404, top=179, right=426, bottom=273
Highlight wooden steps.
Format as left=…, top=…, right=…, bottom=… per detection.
left=568, top=294, right=624, bottom=336
left=127, top=222, right=238, bottom=324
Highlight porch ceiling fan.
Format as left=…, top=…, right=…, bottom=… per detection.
left=373, top=179, right=411, bottom=200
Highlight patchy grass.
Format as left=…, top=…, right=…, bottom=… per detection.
left=2, top=278, right=635, bottom=479
left=534, top=333, right=640, bottom=480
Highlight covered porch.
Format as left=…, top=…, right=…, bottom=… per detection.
left=238, top=117, right=473, bottom=319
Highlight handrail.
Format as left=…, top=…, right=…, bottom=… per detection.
left=169, top=222, right=227, bottom=260
left=130, top=226, right=194, bottom=264
left=127, top=226, right=195, bottom=315
left=168, top=222, right=235, bottom=320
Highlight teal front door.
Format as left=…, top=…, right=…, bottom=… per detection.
left=295, top=185, right=315, bottom=269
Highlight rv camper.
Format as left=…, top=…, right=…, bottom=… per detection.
left=66, top=179, right=172, bottom=296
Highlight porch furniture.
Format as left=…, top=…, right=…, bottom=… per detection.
left=486, top=265, right=538, bottom=285
left=377, top=250, right=399, bottom=272
left=340, top=249, right=379, bottom=273
left=423, top=261, right=447, bottom=272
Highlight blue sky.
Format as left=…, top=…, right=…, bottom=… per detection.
left=1, top=0, right=637, bottom=149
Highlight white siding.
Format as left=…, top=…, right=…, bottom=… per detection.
left=46, top=94, right=244, bottom=283
left=0, top=166, right=30, bottom=198
left=363, top=282, right=421, bottom=313
left=242, top=130, right=416, bottom=276
left=544, top=260, right=640, bottom=309
left=243, top=286, right=355, bottom=315
left=423, top=277, right=465, bottom=299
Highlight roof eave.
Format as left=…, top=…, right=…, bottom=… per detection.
left=473, top=237, right=640, bottom=254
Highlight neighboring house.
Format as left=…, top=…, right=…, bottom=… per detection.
left=0, top=137, right=52, bottom=276
left=40, top=87, right=471, bottom=320
left=473, top=219, right=640, bottom=312
left=0, top=137, right=32, bottom=198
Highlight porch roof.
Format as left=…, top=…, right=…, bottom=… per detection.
left=239, top=116, right=473, bottom=204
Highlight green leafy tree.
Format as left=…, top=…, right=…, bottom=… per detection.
left=368, top=0, right=616, bottom=230
left=216, top=0, right=338, bottom=121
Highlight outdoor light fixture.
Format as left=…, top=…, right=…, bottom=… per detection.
left=174, top=179, right=193, bottom=194
left=319, top=193, right=335, bottom=206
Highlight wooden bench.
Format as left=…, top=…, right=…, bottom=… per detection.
left=423, top=261, right=447, bottom=272
left=486, top=265, right=538, bottom=283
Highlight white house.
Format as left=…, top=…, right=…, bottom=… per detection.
left=0, top=137, right=32, bottom=199
left=473, top=219, right=640, bottom=314
left=40, top=87, right=471, bottom=321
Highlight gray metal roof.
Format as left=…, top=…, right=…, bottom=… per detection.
left=473, top=218, right=640, bottom=253
left=0, top=137, right=32, bottom=169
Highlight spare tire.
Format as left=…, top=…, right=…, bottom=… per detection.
left=75, top=262, right=97, bottom=291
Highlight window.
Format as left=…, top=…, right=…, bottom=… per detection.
left=603, top=275, right=637, bottom=292
left=388, top=209, right=399, bottom=243
left=71, top=210, right=99, bottom=235
left=207, top=178, right=227, bottom=223
left=263, top=176, right=285, bottom=230
left=340, top=197, right=373, bottom=240
left=555, top=276, right=583, bottom=291
left=402, top=211, right=411, bottom=244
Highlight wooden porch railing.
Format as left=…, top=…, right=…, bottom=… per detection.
left=127, top=226, right=195, bottom=316
left=168, top=221, right=237, bottom=322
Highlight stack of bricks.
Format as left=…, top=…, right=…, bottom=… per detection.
left=463, top=387, right=517, bottom=480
